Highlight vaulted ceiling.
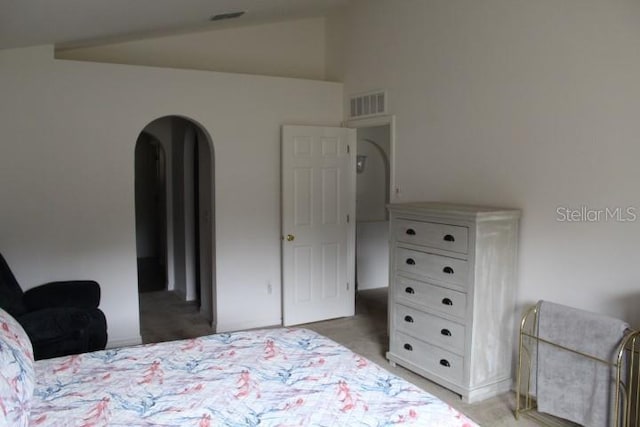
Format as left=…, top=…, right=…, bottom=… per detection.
left=0, top=0, right=349, bottom=50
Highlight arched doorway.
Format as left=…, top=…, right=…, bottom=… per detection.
left=354, top=124, right=392, bottom=292
left=134, top=116, right=215, bottom=343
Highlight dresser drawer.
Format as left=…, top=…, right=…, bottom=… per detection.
left=394, top=219, right=468, bottom=254
left=391, top=331, right=464, bottom=384
left=395, top=304, right=465, bottom=354
left=396, top=248, right=469, bottom=288
left=395, top=276, right=467, bottom=318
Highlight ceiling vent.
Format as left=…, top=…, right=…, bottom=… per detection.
left=210, top=11, right=245, bottom=21
left=349, top=90, right=387, bottom=119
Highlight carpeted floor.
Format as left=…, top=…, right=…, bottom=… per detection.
left=138, top=288, right=574, bottom=426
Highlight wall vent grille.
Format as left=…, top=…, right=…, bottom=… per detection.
left=349, top=90, right=387, bottom=119
left=210, top=11, right=245, bottom=21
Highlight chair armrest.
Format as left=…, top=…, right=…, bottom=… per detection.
left=23, top=280, right=100, bottom=311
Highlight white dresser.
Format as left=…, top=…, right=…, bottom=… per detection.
left=386, top=202, right=520, bottom=403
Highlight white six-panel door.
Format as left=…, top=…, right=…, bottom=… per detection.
left=282, top=125, right=356, bottom=326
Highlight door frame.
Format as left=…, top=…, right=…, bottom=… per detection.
left=345, top=115, right=397, bottom=203
left=136, top=116, right=217, bottom=330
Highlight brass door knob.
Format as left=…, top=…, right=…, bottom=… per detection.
left=286, top=234, right=295, bottom=242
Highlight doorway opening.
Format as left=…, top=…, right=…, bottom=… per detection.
left=135, top=133, right=167, bottom=293
left=348, top=116, right=395, bottom=293
left=134, top=116, right=216, bottom=343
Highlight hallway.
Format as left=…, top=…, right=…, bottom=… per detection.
left=139, top=291, right=213, bottom=344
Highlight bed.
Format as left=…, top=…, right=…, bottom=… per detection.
left=0, top=308, right=478, bottom=426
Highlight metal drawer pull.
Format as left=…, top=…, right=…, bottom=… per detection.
left=443, top=234, right=455, bottom=242
left=406, top=228, right=416, bottom=235
left=406, top=258, right=416, bottom=265
left=405, top=287, right=415, bottom=294
left=442, top=266, right=454, bottom=274
left=440, top=359, right=450, bottom=368
left=442, top=298, right=453, bottom=306
left=404, top=343, right=413, bottom=351
left=404, top=315, right=414, bottom=323
left=441, top=328, right=451, bottom=336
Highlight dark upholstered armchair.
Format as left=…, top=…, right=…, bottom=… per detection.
left=0, top=252, right=107, bottom=360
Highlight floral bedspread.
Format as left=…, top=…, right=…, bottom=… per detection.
left=30, top=328, right=477, bottom=426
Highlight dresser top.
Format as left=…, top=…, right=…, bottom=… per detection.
left=387, top=202, right=521, bottom=221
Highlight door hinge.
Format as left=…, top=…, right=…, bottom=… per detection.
left=347, top=144, right=350, bottom=154
left=347, top=214, right=350, bottom=223
left=347, top=282, right=350, bottom=290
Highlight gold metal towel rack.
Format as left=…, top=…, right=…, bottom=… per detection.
left=515, top=304, right=640, bottom=426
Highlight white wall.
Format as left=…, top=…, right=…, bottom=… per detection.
left=331, top=0, right=640, bottom=326
left=171, top=119, right=188, bottom=300
left=356, top=222, right=389, bottom=290
left=57, top=18, right=327, bottom=80
left=182, top=124, right=197, bottom=301
left=197, top=128, right=214, bottom=322
left=0, top=45, right=343, bottom=345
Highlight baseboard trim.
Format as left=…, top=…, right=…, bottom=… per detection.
left=216, top=318, right=281, bottom=333
left=107, top=335, right=143, bottom=349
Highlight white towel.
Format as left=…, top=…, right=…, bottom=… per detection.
left=536, top=300, right=628, bottom=427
